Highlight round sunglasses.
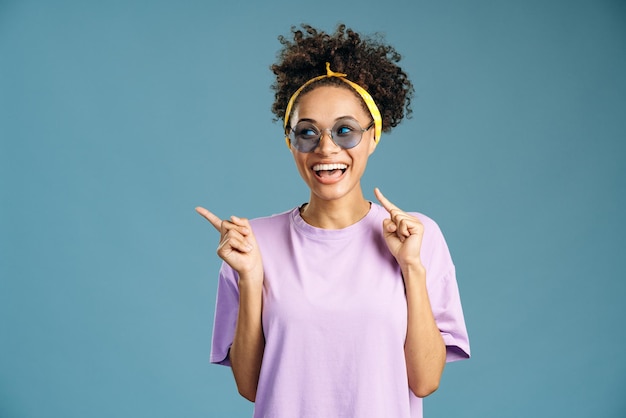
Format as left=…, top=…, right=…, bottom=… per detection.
left=287, top=118, right=375, bottom=153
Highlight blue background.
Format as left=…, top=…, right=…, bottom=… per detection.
left=1, top=0, right=625, bottom=417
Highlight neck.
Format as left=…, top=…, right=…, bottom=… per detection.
left=300, top=192, right=371, bottom=229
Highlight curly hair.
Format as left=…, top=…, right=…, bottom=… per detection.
left=271, top=24, right=414, bottom=133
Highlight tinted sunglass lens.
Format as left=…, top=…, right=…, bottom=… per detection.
left=332, top=121, right=362, bottom=149
left=291, top=123, right=320, bottom=152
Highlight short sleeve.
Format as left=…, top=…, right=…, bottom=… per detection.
left=433, top=267, right=471, bottom=362
left=418, top=215, right=471, bottom=362
left=210, top=262, right=240, bottom=367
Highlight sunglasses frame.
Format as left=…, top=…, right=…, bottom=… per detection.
left=287, top=118, right=375, bottom=153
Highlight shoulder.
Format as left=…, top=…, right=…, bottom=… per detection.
left=371, top=202, right=451, bottom=260
left=412, top=212, right=446, bottom=243
left=249, top=207, right=295, bottom=225
left=247, top=207, right=298, bottom=236
left=410, top=210, right=450, bottom=258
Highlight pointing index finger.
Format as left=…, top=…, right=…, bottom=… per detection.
left=195, top=206, right=223, bottom=232
left=374, top=187, right=399, bottom=213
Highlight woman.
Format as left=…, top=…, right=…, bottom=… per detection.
left=196, top=24, right=470, bottom=418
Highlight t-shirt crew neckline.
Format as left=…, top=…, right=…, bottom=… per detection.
left=290, top=202, right=381, bottom=240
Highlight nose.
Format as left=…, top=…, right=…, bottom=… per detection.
left=315, top=128, right=340, bottom=154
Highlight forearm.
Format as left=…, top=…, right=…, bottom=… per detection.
left=230, top=273, right=265, bottom=402
left=403, top=264, right=446, bottom=398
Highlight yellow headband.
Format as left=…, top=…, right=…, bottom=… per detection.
left=283, top=62, right=382, bottom=149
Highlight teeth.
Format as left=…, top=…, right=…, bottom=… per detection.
left=313, top=163, right=348, bottom=171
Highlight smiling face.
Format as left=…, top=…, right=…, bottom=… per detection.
left=289, top=85, right=377, bottom=206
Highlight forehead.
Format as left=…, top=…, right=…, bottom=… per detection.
left=293, top=85, right=370, bottom=121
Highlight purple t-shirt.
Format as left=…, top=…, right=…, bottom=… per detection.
left=211, top=203, right=470, bottom=418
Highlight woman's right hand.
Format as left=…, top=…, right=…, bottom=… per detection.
left=195, top=207, right=263, bottom=280
left=196, top=207, right=265, bottom=401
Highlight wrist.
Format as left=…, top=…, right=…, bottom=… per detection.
left=400, top=262, right=426, bottom=284
left=238, top=268, right=264, bottom=289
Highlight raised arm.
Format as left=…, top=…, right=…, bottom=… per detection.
left=373, top=189, right=446, bottom=398
left=196, top=207, right=265, bottom=402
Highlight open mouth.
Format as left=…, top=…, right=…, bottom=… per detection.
left=312, top=163, right=348, bottom=180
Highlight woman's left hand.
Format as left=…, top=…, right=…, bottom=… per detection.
left=374, top=188, right=425, bottom=271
